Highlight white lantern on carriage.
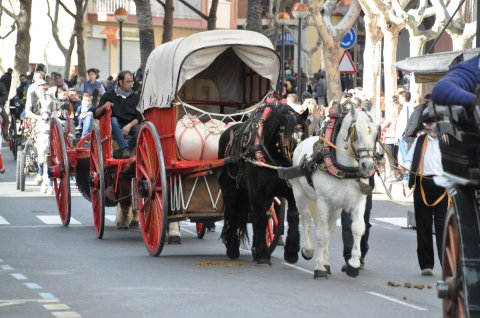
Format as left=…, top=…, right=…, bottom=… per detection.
left=175, top=114, right=206, bottom=160
left=201, top=119, right=227, bottom=160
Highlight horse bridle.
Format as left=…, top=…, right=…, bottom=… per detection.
left=278, top=123, right=304, bottom=162
left=345, top=112, right=379, bottom=162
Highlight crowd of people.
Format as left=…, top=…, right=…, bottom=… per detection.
left=0, top=64, right=143, bottom=179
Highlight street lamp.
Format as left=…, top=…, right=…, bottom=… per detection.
left=114, top=7, right=128, bottom=72
left=291, top=2, right=308, bottom=98
left=277, top=12, right=290, bottom=98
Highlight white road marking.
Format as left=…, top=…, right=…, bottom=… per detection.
left=43, top=303, right=71, bottom=310
left=0, top=301, right=24, bottom=307
left=1, top=265, right=13, bottom=270
left=25, top=282, right=42, bottom=289
left=367, top=291, right=427, bottom=311
left=36, top=215, right=81, bottom=225
left=51, top=311, right=82, bottom=318
left=11, top=273, right=27, bottom=280
left=38, top=293, right=58, bottom=301
left=283, top=262, right=314, bottom=275
left=105, top=215, right=116, bottom=223
left=0, top=216, right=9, bottom=224
left=374, top=217, right=407, bottom=227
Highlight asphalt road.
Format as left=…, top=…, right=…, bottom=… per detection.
left=0, top=145, right=443, bottom=318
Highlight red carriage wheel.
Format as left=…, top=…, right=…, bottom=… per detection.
left=89, top=124, right=105, bottom=239
left=440, top=207, right=466, bottom=317
left=196, top=222, right=206, bottom=239
left=135, top=122, right=168, bottom=256
left=50, top=117, right=71, bottom=226
left=266, top=197, right=286, bottom=254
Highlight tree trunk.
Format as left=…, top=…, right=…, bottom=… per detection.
left=246, top=0, right=262, bottom=33
left=134, top=0, right=155, bottom=71
left=207, top=0, right=218, bottom=30
left=362, top=14, right=382, bottom=108
left=14, top=0, right=32, bottom=76
left=75, top=0, right=86, bottom=78
left=323, top=43, right=342, bottom=102
left=408, top=37, right=425, bottom=97
left=162, top=0, right=173, bottom=43
left=382, top=26, right=401, bottom=120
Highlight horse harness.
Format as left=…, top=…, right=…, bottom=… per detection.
left=223, top=103, right=301, bottom=188
left=278, top=110, right=378, bottom=194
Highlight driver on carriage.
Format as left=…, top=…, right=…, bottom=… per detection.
left=93, top=70, right=142, bottom=159
left=431, top=54, right=480, bottom=111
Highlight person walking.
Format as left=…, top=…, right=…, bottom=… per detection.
left=402, top=106, right=447, bottom=276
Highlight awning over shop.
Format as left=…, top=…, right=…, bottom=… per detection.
left=396, top=48, right=480, bottom=83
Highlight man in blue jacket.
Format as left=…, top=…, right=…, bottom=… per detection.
left=431, top=54, right=480, bottom=108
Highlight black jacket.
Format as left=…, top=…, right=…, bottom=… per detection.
left=403, top=103, right=426, bottom=147
left=96, top=89, right=142, bottom=126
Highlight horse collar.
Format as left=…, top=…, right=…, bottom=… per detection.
left=253, top=106, right=273, bottom=162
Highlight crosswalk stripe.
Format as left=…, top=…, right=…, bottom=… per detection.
left=374, top=217, right=407, bottom=227
left=36, top=216, right=81, bottom=225
left=0, top=216, right=10, bottom=225
left=105, top=215, right=116, bottom=223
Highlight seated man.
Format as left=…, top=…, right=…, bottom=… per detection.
left=94, top=70, right=141, bottom=159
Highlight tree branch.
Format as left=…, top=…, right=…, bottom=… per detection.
left=46, top=0, right=68, bottom=54
left=178, top=0, right=208, bottom=20
left=155, top=0, right=165, bottom=9
left=82, top=0, right=89, bottom=16
left=0, top=23, right=15, bottom=39
left=57, top=0, right=75, bottom=18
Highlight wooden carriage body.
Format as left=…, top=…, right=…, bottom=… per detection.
left=396, top=49, right=480, bottom=317
left=139, top=30, right=280, bottom=222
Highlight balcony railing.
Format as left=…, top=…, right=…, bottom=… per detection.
left=88, top=0, right=136, bottom=16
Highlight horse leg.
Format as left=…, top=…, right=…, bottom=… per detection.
left=250, top=199, right=271, bottom=265
left=313, top=200, right=332, bottom=279
left=116, top=201, right=132, bottom=230
left=284, top=195, right=300, bottom=264
left=219, top=170, right=244, bottom=260
left=345, top=201, right=366, bottom=278
left=296, top=198, right=313, bottom=261
left=322, top=208, right=340, bottom=276
left=168, top=222, right=182, bottom=244
left=130, top=209, right=139, bottom=228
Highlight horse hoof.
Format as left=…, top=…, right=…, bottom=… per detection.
left=345, top=263, right=360, bottom=278
left=129, top=221, right=139, bottom=229
left=226, top=249, right=240, bottom=260
left=168, top=236, right=182, bottom=245
left=256, top=259, right=271, bottom=266
left=301, top=248, right=313, bottom=260
left=313, top=270, right=328, bottom=279
left=117, top=225, right=129, bottom=230
left=284, top=252, right=299, bottom=264
left=324, top=265, right=331, bottom=275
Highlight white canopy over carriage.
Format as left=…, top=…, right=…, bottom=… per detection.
left=139, top=29, right=280, bottom=112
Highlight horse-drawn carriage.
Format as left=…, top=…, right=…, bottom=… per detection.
left=397, top=48, right=480, bottom=318
left=49, top=30, right=289, bottom=257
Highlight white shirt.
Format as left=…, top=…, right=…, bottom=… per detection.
left=404, top=134, right=443, bottom=176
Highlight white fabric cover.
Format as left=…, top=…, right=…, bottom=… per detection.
left=139, top=30, right=280, bottom=112
left=175, top=114, right=206, bottom=161
left=201, top=119, right=227, bottom=160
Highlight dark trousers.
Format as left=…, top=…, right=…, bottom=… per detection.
left=383, top=143, right=398, bottom=172
left=413, top=176, right=448, bottom=270
left=342, top=176, right=374, bottom=262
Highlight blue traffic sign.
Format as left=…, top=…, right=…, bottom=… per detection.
left=340, top=28, right=357, bottom=50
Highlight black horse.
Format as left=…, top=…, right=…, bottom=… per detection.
left=218, top=103, right=309, bottom=265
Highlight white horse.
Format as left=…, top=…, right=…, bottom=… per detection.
left=34, top=92, right=56, bottom=194
left=291, top=106, right=378, bottom=279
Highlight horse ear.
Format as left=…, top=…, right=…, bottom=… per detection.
left=300, top=108, right=309, bottom=121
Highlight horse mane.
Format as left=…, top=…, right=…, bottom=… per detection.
left=262, top=103, right=308, bottom=164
